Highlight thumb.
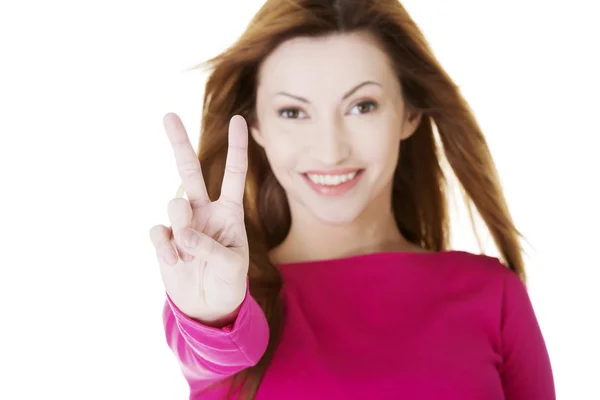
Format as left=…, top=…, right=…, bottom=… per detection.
left=168, top=198, right=193, bottom=232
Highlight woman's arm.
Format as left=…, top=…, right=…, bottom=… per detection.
left=162, top=281, right=269, bottom=396
left=499, top=269, right=555, bottom=399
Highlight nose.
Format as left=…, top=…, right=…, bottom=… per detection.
left=311, top=118, right=350, bottom=165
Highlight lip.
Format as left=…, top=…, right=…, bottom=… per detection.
left=301, top=169, right=364, bottom=197
left=303, top=167, right=362, bottom=175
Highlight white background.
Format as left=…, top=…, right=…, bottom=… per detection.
left=1, top=0, right=598, bottom=398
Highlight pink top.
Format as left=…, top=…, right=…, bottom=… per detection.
left=163, top=251, right=555, bottom=399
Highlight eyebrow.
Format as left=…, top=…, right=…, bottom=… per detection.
left=274, top=80, right=382, bottom=103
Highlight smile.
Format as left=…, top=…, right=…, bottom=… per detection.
left=306, top=171, right=358, bottom=186
left=301, top=169, right=364, bottom=196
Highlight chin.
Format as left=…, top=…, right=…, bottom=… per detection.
left=283, top=173, right=379, bottom=226
left=305, top=201, right=366, bottom=226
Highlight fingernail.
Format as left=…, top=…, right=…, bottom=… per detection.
left=165, top=249, right=178, bottom=265
left=182, top=228, right=198, bottom=248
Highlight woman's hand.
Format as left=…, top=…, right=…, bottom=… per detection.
left=150, top=113, right=250, bottom=326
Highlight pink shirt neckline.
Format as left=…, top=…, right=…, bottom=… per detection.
left=276, top=249, right=464, bottom=269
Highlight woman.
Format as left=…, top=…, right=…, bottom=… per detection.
left=149, top=0, right=555, bottom=398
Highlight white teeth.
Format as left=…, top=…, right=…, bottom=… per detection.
left=307, top=171, right=358, bottom=186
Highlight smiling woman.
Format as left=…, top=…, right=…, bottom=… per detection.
left=251, top=32, right=416, bottom=229
left=149, top=0, right=555, bottom=399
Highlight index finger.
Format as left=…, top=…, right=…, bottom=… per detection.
left=163, top=113, right=210, bottom=207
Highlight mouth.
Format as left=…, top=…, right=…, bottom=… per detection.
left=300, top=168, right=365, bottom=196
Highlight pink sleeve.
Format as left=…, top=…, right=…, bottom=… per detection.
left=162, top=281, right=269, bottom=397
left=499, top=269, right=555, bottom=399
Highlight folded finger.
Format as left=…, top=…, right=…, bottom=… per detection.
left=149, top=224, right=178, bottom=266
left=167, top=198, right=194, bottom=261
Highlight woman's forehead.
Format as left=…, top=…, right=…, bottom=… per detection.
left=257, top=32, right=397, bottom=95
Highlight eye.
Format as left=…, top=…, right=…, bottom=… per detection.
left=349, top=100, right=378, bottom=115
left=278, top=108, right=307, bottom=119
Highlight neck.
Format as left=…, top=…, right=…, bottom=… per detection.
left=270, top=189, right=423, bottom=265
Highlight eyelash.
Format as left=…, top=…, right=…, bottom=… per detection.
left=278, top=100, right=378, bottom=119
left=353, top=100, right=378, bottom=114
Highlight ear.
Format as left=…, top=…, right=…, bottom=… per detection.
left=250, top=125, right=265, bottom=148
left=400, top=110, right=422, bottom=140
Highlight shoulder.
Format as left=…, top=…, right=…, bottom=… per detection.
left=437, top=250, right=519, bottom=282
left=431, top=251, right=530, bottom=337
left=431, top=250, right=525, bottom=307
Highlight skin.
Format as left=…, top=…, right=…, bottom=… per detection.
left=150, top=31, right=426, bottom=326
left=151, top=114, right=251, bottom=326
left=251, top=30, right=425, bottom=265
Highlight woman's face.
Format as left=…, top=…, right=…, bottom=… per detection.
left=252, top=30, right=421, bottom=225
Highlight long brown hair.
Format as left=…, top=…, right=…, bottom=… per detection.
left=188, top=0, right=524, bottom=398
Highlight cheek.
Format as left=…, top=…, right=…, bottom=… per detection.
left=257, top=118, right=310, bottom=173
left=262, top=135, right=300, bottom=174
left=352, top=126, right=401, bottom=165
left=368, top=145, right=400, bottom=174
